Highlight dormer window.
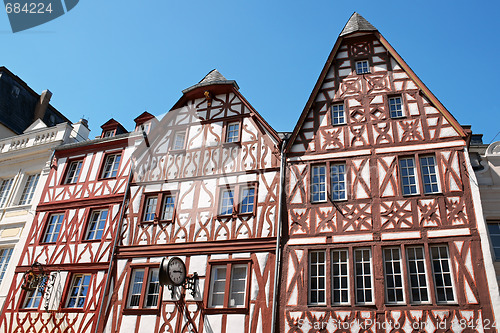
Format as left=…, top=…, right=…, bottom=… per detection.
left=355, top=60, right=370, bottom=74
left=136, top=123, right=150, bottom=134
left=103, top=130, right=115, bottom=138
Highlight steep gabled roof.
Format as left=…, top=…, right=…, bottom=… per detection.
left=285, top=13, right=466, bottom=152
left=182, top=69, right=239, bottom=94
left=340, top=12, right=377, bottom=36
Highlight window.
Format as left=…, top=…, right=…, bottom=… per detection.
left=331, top=104, right=345, bottom=125
left=143, top=196, right=158, bottom=222
left=430, top=245, right=455, bottom=303
left=127, top=267, right=160, bottom=309
left=406, top=246, right=429, bottom=303
left=389, top=96, right=404, bottom=118
left=85, top=210, right=107, bottom=240
left=136, top=123, right=150, bottom=133
left=101, top=154, right=121, bottom=178
left=0, top=178, right=13, bottom=207
left=226, top=122, right=240, bottom=143
left=0, top=248, right=13, bottom=284
left=64, top=160, right=83, bottom=184
left=309, top=251, right=326, bottom=305
left=383, top=248, right=405, bottom=304
left=141, top=193, right=177, bottom=223
left=354, top=248, right=373, bottom=304
left=173, top=131, right=186, bottom=150
left=66, top=274, right=91, bottom=308
left=331, top=164, right=346, bottom=201
left=218, top=184, right=256, bottom=216
left=331, top=249, right=349, bottom=305
left=103, top=130, right=115, bottom=138
left=219, top=189, right=234, bottom=216
left=161, top=195, right=175, bottom=221
left=23, top=288, right=43, bottom=309
left=355, top=60, right=370, bottom=74
left=19, top=174, right=40, bottom=205
left=240, top=187, right=255, bottom=214
left=420, top=156, right=439, bottom=194
left=488, top=221, right=500, bottom=260
left=311, top=165, right=326, bottom=203
left=43, top=213, right=64, bottom=243
left=399, top=157, right=418, bottom=195
left=208, top=262, right=249, bottom=308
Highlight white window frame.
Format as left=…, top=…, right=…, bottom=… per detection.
left=43, top=213, right=64, bottom=243
left=103, top=130, right=115, bottom=138
left=0, top=247, right=13, bottom=284
left=172, top=131, right=186, bottom=150
left=389, top=96, right=404, bottom=118
left=101, top=153, right=121, bottom=178
left=399, top=157, right=419, bottom=196
left=331, top=104, right=346, bottom=125
left=0, top=178, right=13, bottom=207
left=23, top=287, right=44, bottom=309
left=354, top=248, right=374, bottom=305
left=66, top=274, right=91, bottom=308
left=85, top=209, right=108, bottom=240
left=420, top=155, right=440, bottom=194
left=308, top=250, right=326, bottom=305
left=330, top=163, right=347, bottom=201
left=127, top=268, right=145, bottom=308
left=144, top=268, right=160, bottom=308
left=331, top=249, right=349, bottom=305
left=208, top=262, right=249, bottom=309
left=430, top=245, right=456, bottom=304
left=487, top=221, right=500, bottom=261
left=161, top=195, right=175, bottom=221
left=239, top=186, right=255, bottom=214
left=406, top=246, right=431, bottom=304
left=64, top=160, right=83, bottom=184
left=355, top=60, right=370, bottom=74
left=383, top=247, right=406, bottom=305
left=219, top=188, right=234, bottom=216
left=19, top=174, right=40, bottom=205
left=143, top=196, right=158, bottom=222
left=226, top=122, right=240, bottom=143
left=311, top=165, right=327, bottom=203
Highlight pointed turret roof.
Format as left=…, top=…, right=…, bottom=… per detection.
left=339, top=12, right=377, bottom=36
left=182, top=69, right=239, bottom=94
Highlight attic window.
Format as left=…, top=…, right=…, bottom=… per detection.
left=103, top=130, right=115, bottom=138
left=355, top=60, right=370, bottom=74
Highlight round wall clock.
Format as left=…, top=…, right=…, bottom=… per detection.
left=159, top=257, right=187, bottom=286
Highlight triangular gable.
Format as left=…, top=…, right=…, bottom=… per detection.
left=286, top=13, right=465, bottom=153
left=23, top=118, right=47, bottom=133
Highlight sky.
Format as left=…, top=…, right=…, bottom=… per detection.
left=1, top=1, right=499, bottom=143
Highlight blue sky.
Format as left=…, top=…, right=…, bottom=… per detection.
left=1, top=1, right=499, bottom=142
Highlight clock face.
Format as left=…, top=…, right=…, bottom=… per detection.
left=167, top=257, right=186, bottom=286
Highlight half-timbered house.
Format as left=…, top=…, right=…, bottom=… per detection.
left=0, top=119, right=136, bottom=333
left=281, top=13, right=500, bottom=332
left=102, top=70, right=282, bottom=333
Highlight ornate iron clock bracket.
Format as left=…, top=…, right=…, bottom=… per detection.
left=167, top=272, right=198, bottom=298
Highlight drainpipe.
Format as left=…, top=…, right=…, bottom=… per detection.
left=271, top=139, right=286, bottom=333
left=95, top=169, right=133, bottom=333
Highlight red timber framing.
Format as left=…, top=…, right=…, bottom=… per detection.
left=101, top=70, right=282, bottom=333
left=0, top=128, right=135, bottom=333
left=280, top=12, right=498, bottom=333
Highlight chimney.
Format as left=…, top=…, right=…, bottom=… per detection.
left=70, top=118, right=90, bottom=142
left=33, top=89, right=52, bottom=122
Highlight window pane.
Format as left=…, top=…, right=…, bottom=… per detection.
left=66, top=274, right=91, bottom=308
left=420, top=156, right=439, bottom=194
left=354, top=249, right=372, bottom=304
left=220, top=189, right=234, bottom=215
left=65, top=160, right=83, bottom=184
left=488, top=222, right=500, bottom=261
left=128, top=269, right=145, bottom=308
left=399, top=158, right=418, bottom=195
left=86, top=210, right=107, bottom=240
left=226, top=123, right=240, bottom=143
left=383, top=248, right=404, bottom=304
left=331, top=104, right=345, bottom=125
left=331, top=249, right=349, bottom=304
left=229, top=265, right=247, bottom=307
left=0, top=179, right=14, bottom=207
left=173, top=132, right=186, bottom=150
left=161, top=195, right=175, bottom=220
left=311, top=165, right=326, bottom=202
left=331, top=164, right=346, bottom=200
left=0, top=248, right=13, bottom=284
left=406, top=246, right=429, bottom=303
left=430, top=245, right=454, bottom=303
left=209, top=266, right=226, bottom=307
left=240, top=187, right=255, bottom=214
left=309, top=251, right=326, bottom=305
left=102, top=154, right=121, bottom=178
left=19, top=174, right=40, bottom=205
left=145, top=268, right=160, bottom=307
left=143, top=197, right=158, bottom=221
